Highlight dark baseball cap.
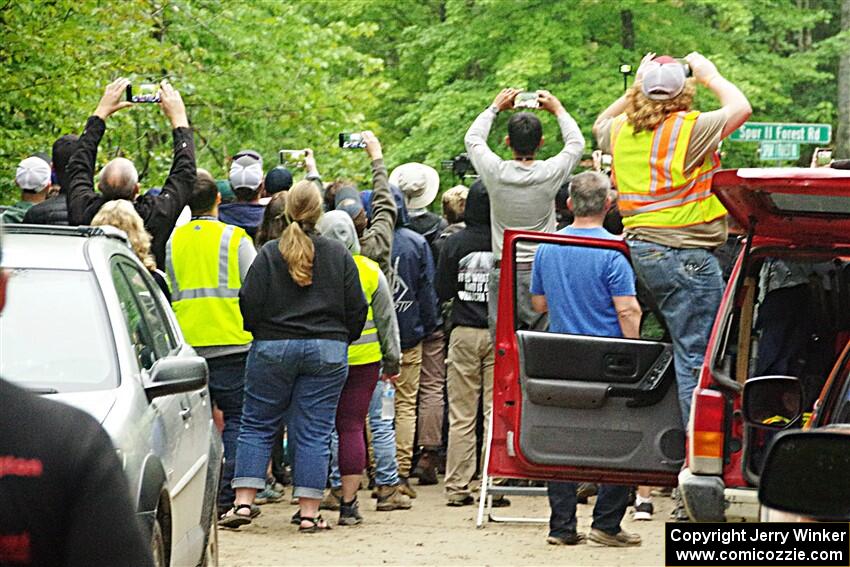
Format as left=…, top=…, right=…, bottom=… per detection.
left=335, top=186, right=365, bottom=219
left=265, top=166, right=293, bottom=195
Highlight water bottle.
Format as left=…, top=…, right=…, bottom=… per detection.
left=381, top=381, right=395, bottom=421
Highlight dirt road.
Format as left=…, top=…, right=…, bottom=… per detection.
left=219, top=482, right=671, bottom=566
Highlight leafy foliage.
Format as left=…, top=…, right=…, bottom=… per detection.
left=1, top=0, right=847, bottom=204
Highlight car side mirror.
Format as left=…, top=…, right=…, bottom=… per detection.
left=742, top=375, right=802, bottom=429
left=759, top=429, right=850, bottom=520
left=145, top=356, right=208, bottom=400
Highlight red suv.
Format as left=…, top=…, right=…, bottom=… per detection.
left=489, top=167, right=850, bottom=522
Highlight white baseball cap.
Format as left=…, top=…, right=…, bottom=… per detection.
left=389, top=163, right=440, bottom=210
left=640, top=56, right=687, bottom=101
left=15, top=156, right=52, bottom=192
left=229, top=150, right=264, bottom=191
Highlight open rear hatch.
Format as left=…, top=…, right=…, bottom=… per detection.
left=712, top=168, right=850, bottom=245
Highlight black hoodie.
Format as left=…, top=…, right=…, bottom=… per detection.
left=435, top=180, right=493, bottom=329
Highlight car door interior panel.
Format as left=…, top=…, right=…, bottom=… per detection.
left=517, top=330, right=684, bottom=471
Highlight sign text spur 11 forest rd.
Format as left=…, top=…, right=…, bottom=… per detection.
left=729, top=122, right=832, bottom=144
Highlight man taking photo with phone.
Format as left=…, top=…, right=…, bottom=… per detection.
left=464, top=88, right=585, bottom=334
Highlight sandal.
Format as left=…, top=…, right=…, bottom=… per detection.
left=298, top=514, right=332, bottom=533
left=218, top=503, right=253, bottom=529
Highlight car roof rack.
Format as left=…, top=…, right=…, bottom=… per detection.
left=2, top=224, right=130, bottom=244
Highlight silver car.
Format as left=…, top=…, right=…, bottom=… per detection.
left=0, top=225, right=221, bottom=567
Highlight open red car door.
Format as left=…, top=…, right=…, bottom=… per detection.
left=712, top=167, right=850, bottom=246
left=488, top=230, right=683, bottom=487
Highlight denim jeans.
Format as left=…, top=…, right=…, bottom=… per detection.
left=547, top=482, right=630, bottom=538
left=232, top=339, right=348, bottom=500
left=206, top=353, right=246, bottom=512
left=330, top=378, right=400, bottom=488
left=627, top=239, right=725, bottom=424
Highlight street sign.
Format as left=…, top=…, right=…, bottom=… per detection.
left=759, top=142, right=800, bottom=161
left=729, top=122, right=831, bottom=144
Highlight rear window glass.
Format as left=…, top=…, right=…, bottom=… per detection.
left=0, top=269, right=117, bottom=392
left=770, top=193, right=850, bottom=215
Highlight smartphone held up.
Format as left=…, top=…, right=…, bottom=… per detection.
left=339, top=132, right=367, bottom=150
left=279, top=149, right=307, bottom=168
left=513, top=91, right=540, bottom=110
left=126, top=83, right=161, bottom=103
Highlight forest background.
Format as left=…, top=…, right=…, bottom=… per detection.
left=2, top=0, right=849, bottom=204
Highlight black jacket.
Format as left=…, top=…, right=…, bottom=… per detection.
left=407, top=210, right=448, bottom=263
left=66, top=116, right=196, bottom=269
left=435, top=180, right=493, bottom=329
left=239, top=236, right=368, bottom=344
left=22, top=195, right=69, bottom=225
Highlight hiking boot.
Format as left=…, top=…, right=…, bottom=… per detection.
left=375, top=485, right=413, bottom=511
left=633, top=501, right=654, bottom=521
left=547, top=532, right=586, bottom=546
left=446, top=494, right=475, bottom=507
left=576, top=482, right=597, bottom=504
left=414, top=450, right=439, bottom=486
left=397, top=477, right=418, bottom=498
left=319, top=487, right=342, bottom=511
left=588, top=528, right=642, bottom=547
left=338, top=498, right=363, bottom=526
left=669, top=489, right=690, bottom=522
left=254, top=481, right=284, bottom=505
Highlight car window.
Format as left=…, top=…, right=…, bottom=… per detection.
left=112, top=263, right=158, bottom=370
left=118, top=263, right=176, bottom=358
left=0, top=268, right=118, bottom=392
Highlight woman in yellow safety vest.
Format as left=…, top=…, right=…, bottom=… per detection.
left=317, top=210, right=401, bottom=525
left=592, top=52, right=751, bottom=426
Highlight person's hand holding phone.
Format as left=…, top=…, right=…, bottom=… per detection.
left=159, top=81, right=189, bottom=129
left=94, top=78, right=133, bottom=121
left=492, top=88, right=520, bottom=112
left=537, top=90, right=565, bottom=117
left=684, top=52, right=720, bottom=87
left=362, top=131, right=383, bottom=161
left=303, top=148, right=319, bottom=176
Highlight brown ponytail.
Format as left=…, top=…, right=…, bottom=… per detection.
left=279, top=180, right=323, bottom=286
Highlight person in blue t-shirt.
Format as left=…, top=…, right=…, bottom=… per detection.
left=530, top=171, right=644, bottom=548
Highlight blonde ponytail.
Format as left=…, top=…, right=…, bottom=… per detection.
left=625, top=79, right=696, bottom=134
left=279, top=180, right=323, bottom=287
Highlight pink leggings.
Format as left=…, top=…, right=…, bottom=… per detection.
left=336, top=362, right=380, bottom=476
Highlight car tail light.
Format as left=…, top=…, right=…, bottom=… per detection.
left=689, top=388, right=725, bottom=475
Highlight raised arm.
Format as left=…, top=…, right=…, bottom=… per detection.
left=360, top=131, right=397, bottom=275
left=464, top=88, right=519, bottom=174
left=149, top=82, right=195, bottom=225
left=66, top=78, right=133, bottom=225
left=538, top=91, right=585, bottom=180
left=685, top=52, right=752, bottom=139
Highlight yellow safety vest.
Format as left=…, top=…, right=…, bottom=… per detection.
left=610, top=111, right=727, bottom=229
left=165, top=219, right=252, bottom=347
left=349, top=254, right=382, bottom=366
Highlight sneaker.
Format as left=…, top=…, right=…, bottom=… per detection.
left=397, top=477, right=418, bottom=499
left=338, top=498, right=363, bottom=526
left=547, top=533, right=586, bottom=546
left=375, top=485, right=413, bottom=511
left=633, top=501, right=654, bottom=521
left=576, top=482, right=597, bottom=504
left=446, top=494, right=475, bottom=507
left=319, top=487, right=342, bottom=511
left=588, top=528, right=642, bottom=547
left=254, top=482, right=284, bottom=505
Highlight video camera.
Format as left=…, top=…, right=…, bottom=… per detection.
left=441, top=153, right=477, bottom=180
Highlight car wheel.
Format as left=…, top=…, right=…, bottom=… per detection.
left=151, top=517, right=166, bottom=567
left=200, top=508, right=219, bottom=567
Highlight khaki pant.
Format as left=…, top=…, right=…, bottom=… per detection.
left=444, top=326, right=494, bottom=498
left=417, top=329, right=446, bottom=449
left=395, top=343, right=422, bottom=478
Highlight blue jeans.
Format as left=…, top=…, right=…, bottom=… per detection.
left=206, top=353, right=246, bottom=512
left=232, top=339, right=348, bottom=500
left=547, top=482, right=630, bottom=537
left=330, top=379, right=400, bottom=487
left=627, top=239, right=725, bottom=424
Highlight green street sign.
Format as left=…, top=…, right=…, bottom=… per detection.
left=729, top=122, right=831, bottom=144
left=759, top=142, right=800, bottom=161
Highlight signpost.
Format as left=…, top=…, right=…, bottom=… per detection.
left=729, top=122, right=831, bottom=144
left=728, top=122, right=831, bottom=162
left=759, top=142, right=800, bottom=161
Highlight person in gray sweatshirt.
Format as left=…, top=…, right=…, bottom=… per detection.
left=464, top=88, right=585, bottom=334
left=317, top=211, right=411, bottom=522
